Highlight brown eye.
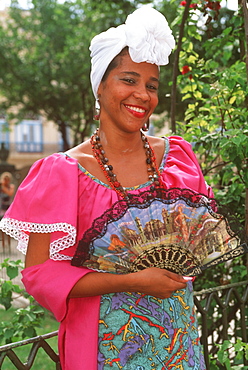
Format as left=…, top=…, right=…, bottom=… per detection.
left=147, top=84, right=158, bottom=91
left=121, top=78, right=135, bottom=84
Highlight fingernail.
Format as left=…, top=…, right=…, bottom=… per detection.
left=183, top=276, right=194, bottom=281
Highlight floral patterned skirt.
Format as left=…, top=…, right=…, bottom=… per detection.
left=98, top=283, right=206, bottom=369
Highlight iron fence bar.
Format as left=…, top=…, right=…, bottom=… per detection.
left=0, top=349, right=27, bottom=370
left=194, top=281, right=248, bottom=370
left=240, top=301, right=248, bottom=342
left=0, top=331, right=61, bottom=370
left=193, top=280, right=248, bottom=296
left=0, top=331, right=58, bottom=351
left=224, top=287, right=248, bottom=341
left=222, top=305, right=228, bottom=342
left=193, top=297, right=210, bottom=369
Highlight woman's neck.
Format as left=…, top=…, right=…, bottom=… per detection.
left=90, top=128, right=162, bottom=197
left=98, top=126, right=144, bottom=157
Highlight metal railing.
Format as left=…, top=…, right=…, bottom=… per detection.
left=0, top=331, right=61, bottom=370
left=0, top=281, right=247, bottom=369
left=194, top=280, right=248, bottom=369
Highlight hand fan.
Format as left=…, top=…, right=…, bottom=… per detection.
left=71, top=188, right=248, bottom=276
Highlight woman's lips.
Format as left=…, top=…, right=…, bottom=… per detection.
left=124, top=104, right=147, bottom=118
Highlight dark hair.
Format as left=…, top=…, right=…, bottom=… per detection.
left=101, top=47, right=129, bottom=82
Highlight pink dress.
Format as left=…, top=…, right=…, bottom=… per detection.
left=0, top=136, right=213, bottom=370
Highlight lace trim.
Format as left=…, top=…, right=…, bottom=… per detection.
left=72, top=187, right=247, bottom=271
left=72, top=187, right=220, bottom=266
left=0, top=217, right=76, bottom=260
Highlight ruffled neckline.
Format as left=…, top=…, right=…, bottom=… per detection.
left=63, top=137, right=170, bottom=191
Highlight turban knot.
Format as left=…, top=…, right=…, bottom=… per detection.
left=90, top=6, right=175, bottom=99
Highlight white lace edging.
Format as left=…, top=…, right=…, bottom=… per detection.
left=0, top=217, right=76, bottom=261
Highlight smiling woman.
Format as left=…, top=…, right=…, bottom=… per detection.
left=0, top=5, right=213, bottom=370
left=97, top=55, right=159, bottom=136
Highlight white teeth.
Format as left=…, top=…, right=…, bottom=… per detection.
left=125, top=105, right=145, bottom=113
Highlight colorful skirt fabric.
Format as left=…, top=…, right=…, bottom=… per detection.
left=98, top=282, right=206, bottom=369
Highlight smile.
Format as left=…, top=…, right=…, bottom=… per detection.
left=124, top=104, right=147, bottom=118
left=125, top=105, right=146, bottom=113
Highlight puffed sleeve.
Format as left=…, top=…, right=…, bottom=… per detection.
left=0, top=153, right=78, bottom=260
left=21, top=259, right=98, bottom=321
left=22, top=260, right=101, bottom=370
left=162, top=136, right=214, bottom=198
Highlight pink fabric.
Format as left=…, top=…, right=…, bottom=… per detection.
left=22, top=260, right=100, bottom=369
left=1, top=136, right=213, bottom=369
left=5, top=154, right=78, bottom=226
left=3, top=154, right=79, bottom=259
left=164, top=137, right=213, bottom=195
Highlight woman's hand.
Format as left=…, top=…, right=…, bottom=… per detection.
left=69, top=267, right=188, bottom=299
left=127, top=267, right=188, bottom=299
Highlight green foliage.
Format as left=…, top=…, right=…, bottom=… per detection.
left=172, top=14, right=248, bottom=370
left=0, top=302, right=45, bottom=344
left=0, top=307, right=59, bottom=370
left=171, top=0, right=248, bottom=299
left=209, top=339, right=248, bottom=369
left=0, top=259, right=46, bottom=344
left=174, top=0, right=247, bottom=232
left=0, top=259, right=23, bottom=310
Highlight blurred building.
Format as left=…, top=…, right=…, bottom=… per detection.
left=0, top=113, right=66, bottom=185
left=0, top=8, right=68, bottom=184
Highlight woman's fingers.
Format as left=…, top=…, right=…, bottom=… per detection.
left=129, top=267, right=188, bottom=299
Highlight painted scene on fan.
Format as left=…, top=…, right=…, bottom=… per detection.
left=98, top=283, right=206, bottom=369
left=83, top=198, right=238, bottom=274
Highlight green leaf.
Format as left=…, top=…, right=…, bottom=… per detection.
left=187, top=55, right=198, bottom=64
left=208, top=358, right=219, bottom=369
left=181, top=85, right=192, bottom=94
left=182, top=93, right=192, bottom=101
left=193, top=32, right=202, bottom=41
left=229, top=96, right=237, bottom=105
left=1, top=280, right=14, bottom=294
left=0, top=296, right=12, bottom=310
left=223, top=27, right=233, bottom=36
left=193, top=91, right=202, bottom=99
left=3, top=328, right=14, bottom=341
left=6, top=266, right=19, bottom=280
left=23, top=326, right=36, bottom=339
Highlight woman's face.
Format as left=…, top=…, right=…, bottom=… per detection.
left=97, top=52, right=159, bottom=133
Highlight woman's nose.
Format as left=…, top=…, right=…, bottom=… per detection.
left=133, top=86, right=150, bottom=101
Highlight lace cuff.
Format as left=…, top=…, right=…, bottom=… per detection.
left=0, top=217, right=76, bottom=260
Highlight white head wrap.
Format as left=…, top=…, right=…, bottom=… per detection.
left=90, top=6, right=175, bottom=99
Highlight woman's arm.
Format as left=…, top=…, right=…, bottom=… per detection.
left=25, top=232, right=51, bottom=268
left=26, top=232, right=187, bottom=299
left=69, top=267, right=188, bottom=299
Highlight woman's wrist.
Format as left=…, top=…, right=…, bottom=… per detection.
left=69, top=271, right=136, bottom=298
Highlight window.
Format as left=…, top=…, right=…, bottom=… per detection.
left=0, top=119, right=10, bottom=149
left=15, top=120, right=43, bottom=152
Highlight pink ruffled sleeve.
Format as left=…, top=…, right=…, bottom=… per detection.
left=21, top=259, right=93, bottom=321
left=22, top=260, right=100, bottom=370
left=0, top=153, right=79, bottom=260
left=162, top=136, right=214, bottom=198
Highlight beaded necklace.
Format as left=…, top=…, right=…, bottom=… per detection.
left=90, top=128, right=163, bottom=199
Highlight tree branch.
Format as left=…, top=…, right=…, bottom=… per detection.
left=170, top=0, right=192, bottom=133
